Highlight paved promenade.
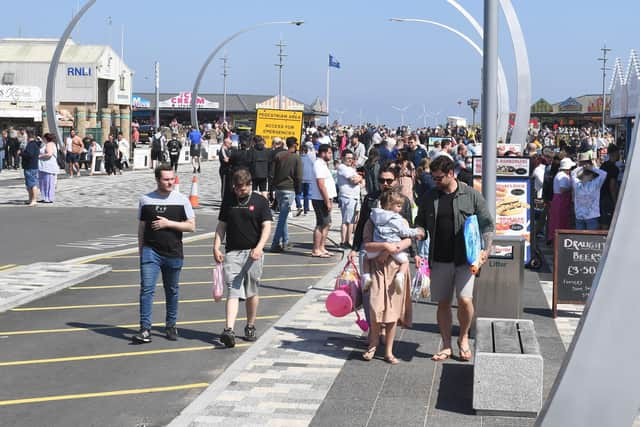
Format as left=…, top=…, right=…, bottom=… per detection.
left=0, top=161, right=601, bottom=426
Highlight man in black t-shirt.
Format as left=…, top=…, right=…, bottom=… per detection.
left=132, top=164, right=196, bottom=344
left=414, top=156, right=494, bottom=362
left=214, top=169, right=273, bottom=347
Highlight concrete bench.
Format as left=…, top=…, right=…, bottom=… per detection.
left=473, top=318, right=543, bottom=417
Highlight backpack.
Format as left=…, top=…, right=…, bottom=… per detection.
left=251, top=148, right=269, bottom=179
left=152, top=136, right=162, bottom=151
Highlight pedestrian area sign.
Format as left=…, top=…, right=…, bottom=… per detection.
left=255, top=109, right=303, bottom=148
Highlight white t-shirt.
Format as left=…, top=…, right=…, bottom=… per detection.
left=65, top=137, right=73, bottom=153
left=532, top=164, right=546, bottom=199
left=336, top=163, right=360, bottom=199
left=553, top=172, right=571, bottom=194
left=571, top=167, right=607, bottom=220
left=309, top=158, right=337, bottom=200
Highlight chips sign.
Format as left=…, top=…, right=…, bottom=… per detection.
left=255, top=109, right=303, bottom=148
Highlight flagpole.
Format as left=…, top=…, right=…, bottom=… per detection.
left=325, top=64, right=330, bottom=126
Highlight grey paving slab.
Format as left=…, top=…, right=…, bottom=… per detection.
left=0, top=262, right=111, bottom=312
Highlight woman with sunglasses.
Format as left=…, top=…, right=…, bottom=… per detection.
left=350, top=166, right=416, bottom=363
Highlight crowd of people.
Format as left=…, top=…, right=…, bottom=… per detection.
left=2, top=117, right=628, bottom=364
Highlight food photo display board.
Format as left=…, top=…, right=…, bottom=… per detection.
left=472, top=156, right=533, bottom=263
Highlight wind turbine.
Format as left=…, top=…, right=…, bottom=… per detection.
left=427, top=110, right=442, bottom=127
left=391, top=105, right=409, bottom=127
left=417, top=104, right=429, bottom=127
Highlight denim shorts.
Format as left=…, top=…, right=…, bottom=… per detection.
left=24, top=169, right=38, bottom=189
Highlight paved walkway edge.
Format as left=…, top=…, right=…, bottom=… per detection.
left=168, top=254, right=346, bottom=427
left=0, top=264, right=111, bottom=313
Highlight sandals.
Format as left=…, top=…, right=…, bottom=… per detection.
left=383, top=355, right=399, bottom=365
left=431, top=349, right=452, bottom=361
left=362, top=347, right=377, bottom=361
left=457, top=340, right=472, bottom=362
left=311, top=252, right=333, bottom=258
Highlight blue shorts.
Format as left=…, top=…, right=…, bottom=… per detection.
left=66, top=152, right=79, bottom=163
left=24, top=169, right=38, bottom=189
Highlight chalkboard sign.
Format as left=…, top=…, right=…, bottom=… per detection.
left=553, top=229, right=608, bottom=317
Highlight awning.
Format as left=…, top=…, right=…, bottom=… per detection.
left=0, top=108, right=42, bottom=121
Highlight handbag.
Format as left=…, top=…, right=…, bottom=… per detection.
left=326, top=259, right=368, bottom=331
left=212, top=263, right=224, bottom=302
left=411, top=258, right=431, bottom=302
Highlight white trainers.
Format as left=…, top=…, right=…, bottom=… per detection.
left=393, top=273, right=404, bottom=295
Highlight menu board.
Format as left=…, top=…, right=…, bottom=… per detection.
left=553, top=230, right=608, bottom=317
left=472, top=156, right=532, bottom=178
left=495, top=178, right=531, bottom=263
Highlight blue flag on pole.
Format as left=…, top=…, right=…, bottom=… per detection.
left=329, top=54, right=341, bottom=69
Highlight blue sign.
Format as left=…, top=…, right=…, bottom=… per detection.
left=66, top=67, right=92, bottom=77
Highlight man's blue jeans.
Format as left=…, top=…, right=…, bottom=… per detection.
left=140, top=246, right=184, bottom=330
left=296, top=182, right=311, bottom=213
left=575, top=217, right=600, bottom=230
left=272, top=189, right=295, bottom=248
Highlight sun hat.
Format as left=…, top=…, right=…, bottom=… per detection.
left=559, top=158, right=576, bottom=170
left=577, top=151, right=593, bottom=162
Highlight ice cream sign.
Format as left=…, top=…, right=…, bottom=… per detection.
left=159, top=92, right=219, bottom=109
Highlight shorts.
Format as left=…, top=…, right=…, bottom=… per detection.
left=339, top=196, right=360, bottom=224
left=66, top=152, right=79, bottom=163
left=312, top=199, right=331, bottom=228
left=24, top=169, right=38, bottom=189
left=366, top=250, right=408, bottom=264
left=253, top=178, right=268, bottom=192
left=150, top=149, right=162, bottom=161
left=190, top=144, right=201, bottom=157
left=429, top=261, right=475, bottom=302
left=223, top=249, right=263, bottom=301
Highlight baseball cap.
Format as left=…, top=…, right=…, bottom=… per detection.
left=559, top=158, right=576, bottom=170
left=271, top=137, right=282, bottom=145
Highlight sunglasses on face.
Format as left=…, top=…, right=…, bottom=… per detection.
left=378, top=178, right=395, bottom=184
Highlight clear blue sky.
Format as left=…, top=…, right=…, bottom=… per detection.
left=2, top=1, right=638, bottom=127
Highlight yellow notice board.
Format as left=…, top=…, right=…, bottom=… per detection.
left=255, top=109, right=303, bottom=148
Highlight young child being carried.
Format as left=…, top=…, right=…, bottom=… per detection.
left=362, top=189, right=426, bottom=294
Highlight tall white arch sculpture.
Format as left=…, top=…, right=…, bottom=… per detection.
left=447, top=0, right=531, bottom=147
left=446, top=0, right=509, bottom=142
left=390, top=18, right=508, bottom=141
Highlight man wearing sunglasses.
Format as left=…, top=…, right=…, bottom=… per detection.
left=414, top=155, right=494, bottom=362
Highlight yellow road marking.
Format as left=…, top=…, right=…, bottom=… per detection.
left=0, top=383, right=209, bottom=406
left=0, top=344, right=249, bottom=367
left=0, top=315, right=279, bottom=336
left=11, top=294, right=301, bottom=312
left=70, top=275, right=322, bottom=290
left=0, top=264, right=17, bottom=271
left=112, top=263, right=335, bottom=272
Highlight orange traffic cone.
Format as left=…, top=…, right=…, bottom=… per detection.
left=189, top=175, right=200, bottom=208
left=174, top=175, right=181, bottom=193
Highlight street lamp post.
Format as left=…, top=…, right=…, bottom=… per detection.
left=190, top=20, right=304, bottom=129
left=598, top=44, right=612, bottom=134
left=467, top=98, right=480, bottom=127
